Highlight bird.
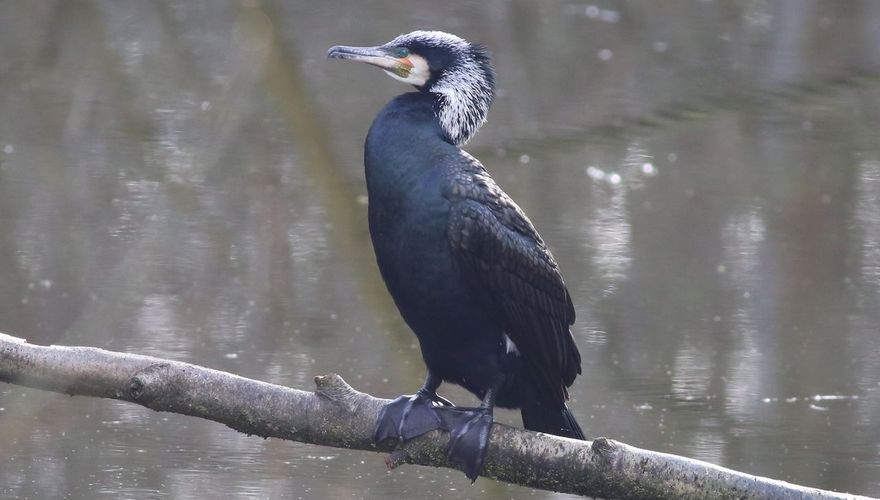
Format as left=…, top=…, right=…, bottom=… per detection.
left=327, top=30, right=584, bottom=481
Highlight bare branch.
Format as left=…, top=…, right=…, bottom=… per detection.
left=0, top=332, right=870, bottom=499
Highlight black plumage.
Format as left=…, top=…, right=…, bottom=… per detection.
left=328, top=31, right=584, bottom=481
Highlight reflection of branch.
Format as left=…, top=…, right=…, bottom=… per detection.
left=0, top=333, right=866, bottom=499
left=239, top=1, right=405, bottom=324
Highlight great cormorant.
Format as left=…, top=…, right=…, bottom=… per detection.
left=328, top=30, right=584, bottom=481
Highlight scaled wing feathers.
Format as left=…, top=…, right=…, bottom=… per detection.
left=445, top=153, right=580, bottom=402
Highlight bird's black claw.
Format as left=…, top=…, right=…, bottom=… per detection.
left=429, top=392, right=455, bottom=407
left=374, top=393, right=443, bottom=443
left=438, top=408, right=494, bottom=482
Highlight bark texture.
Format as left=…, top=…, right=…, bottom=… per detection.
left=0, top=332, right=871, bottom=499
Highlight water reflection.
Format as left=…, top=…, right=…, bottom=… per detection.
left=1, top=1, right=880, bottom=498
left=856, top=160, right=880, bottom=289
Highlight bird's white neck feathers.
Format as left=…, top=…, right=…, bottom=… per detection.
left=432, top=57, right=494, bottom=146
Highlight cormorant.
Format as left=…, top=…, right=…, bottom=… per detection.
left=328, top=31, right=584, bottom=481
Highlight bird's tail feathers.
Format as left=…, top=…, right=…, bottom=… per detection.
left=520, top=399, right=585, bottom=440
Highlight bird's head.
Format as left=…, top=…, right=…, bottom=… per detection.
left=328, top=30, right=496, bottom=146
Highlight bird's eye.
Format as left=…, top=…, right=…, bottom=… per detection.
left=394, top=47, right=410, bottom=58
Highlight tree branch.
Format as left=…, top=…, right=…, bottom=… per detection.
left=0, top=332, right=869, bottom=499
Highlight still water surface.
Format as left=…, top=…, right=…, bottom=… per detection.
left=1, top=1, right=880, bottom=498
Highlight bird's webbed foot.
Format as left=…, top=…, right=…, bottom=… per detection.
left=436, top=406, right=494, bottom=482
left=374, top=390, right=447, bottom=443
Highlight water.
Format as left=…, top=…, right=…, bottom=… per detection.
left=1, top=1, right=880, bottom=498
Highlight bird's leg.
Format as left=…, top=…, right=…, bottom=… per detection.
left=437, top=379, right=501, bottom=482
left=374, top=372, right=449, bottom=443
left=413, top=371, right=454, bottom=407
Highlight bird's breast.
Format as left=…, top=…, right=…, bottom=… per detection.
left=367, top=168, right=451, bottom=277
left=365, top=167, right=487, bottom=333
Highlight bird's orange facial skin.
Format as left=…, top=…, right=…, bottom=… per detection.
left=390, top=57, right=414, bottom=78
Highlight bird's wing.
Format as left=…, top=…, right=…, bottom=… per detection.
left=445, top=154, right=581, bottom=401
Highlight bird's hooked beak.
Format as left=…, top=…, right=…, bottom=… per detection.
left=327, top=45, right=414, bottom=79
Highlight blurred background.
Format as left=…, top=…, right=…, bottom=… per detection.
left=1, top=0, right=879, bottom=498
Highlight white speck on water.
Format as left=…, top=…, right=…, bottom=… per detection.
left=519, top=154, right=530, bottom=164
left=653, top=41, right=669, bottom=53
left=598, top=49, right=613, bottom=61
left=813, top=394, right=855, bottom=401
left=586, top=166, right=605, bottom=180
left=785, top=397, right=798, bottom=403
left=3, top=144, right=12, bottom=154
left=716, top=264, right=727, bottom=274
left=329, top=313, right=337, bottom=320
left=667, top=153, right=678, bottom=163
left=608, top=173, right=621, bottom=185
left=200, top=100, right=212, bottom=111
left=809, top=404, right=829, bottom=411
left=224, top=352, right=238, bottom=359
left=576, top=5, right=620, bottom=23
left=641, top=162, right=657, bottom=175
left=634, top=403, right=653, bottom=411
left=39, top=279, right=53, bottom=289
left=713, top=315, right=721, bottom=322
